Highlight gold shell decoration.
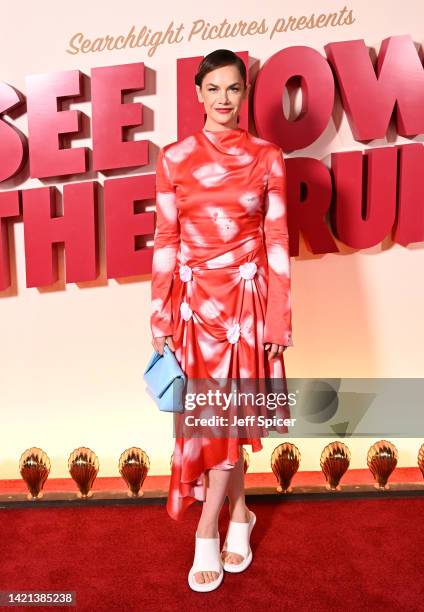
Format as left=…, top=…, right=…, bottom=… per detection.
left=367, top=440, right=398, bottom=490
left=418, top=443, right=424, bottom=479
left=271, top=443, right=301, bottom=493
left=19, top=447, right=51, bottom=500
left=68, top=447, right=99, bottom=498
left=320, top=442, right=351, bottom=491
left=119, top=447, right=150, bottom=497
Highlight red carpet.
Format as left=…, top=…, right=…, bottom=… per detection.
left=1, top=496, right=422, bottom=611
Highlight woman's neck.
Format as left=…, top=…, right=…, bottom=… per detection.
left=203, top=120, right=239, bottom=132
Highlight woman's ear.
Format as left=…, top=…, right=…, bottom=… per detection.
left=195, top=84, right=204, bottom=103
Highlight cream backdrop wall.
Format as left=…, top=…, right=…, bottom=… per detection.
left=1, top=0, right=423, bottom=480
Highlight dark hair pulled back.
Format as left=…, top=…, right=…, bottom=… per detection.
left=194, top=49, right=247, bottom=89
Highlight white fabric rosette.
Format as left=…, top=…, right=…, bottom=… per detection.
left=180, top=301, right=193, bottom=321
left=179, top=264, right=192, bottom=282
left=226, top=322, right=241, bottom=344
left=239, top=261, right=257, bottom=280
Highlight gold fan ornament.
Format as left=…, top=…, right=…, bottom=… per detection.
left=367, top=440, right=398, bottom=490
left=418, top=443, right=424, bottom=479
left=320, top=442, right=351, bottom=491
left=19, top=447, right=51, bottom=501
left=271, top=442, right=301, bottom=493
left=68, top=447, right=99, bottom=498
left=119, top=447, right=150, bottom=497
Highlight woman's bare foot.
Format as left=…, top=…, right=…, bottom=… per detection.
left=221, top=506, right=251, bottom=565
left=193, top=522, right=221, bottom=585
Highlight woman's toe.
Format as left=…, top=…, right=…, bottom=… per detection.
left=194, top=570, right=220, bottom=584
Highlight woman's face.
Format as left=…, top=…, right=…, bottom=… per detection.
left=196, top=64, right=249, bottom=129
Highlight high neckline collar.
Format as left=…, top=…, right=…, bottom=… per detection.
left=202, top=126, right=242, bottom=134
left=200, top=126, right=248, bottom=154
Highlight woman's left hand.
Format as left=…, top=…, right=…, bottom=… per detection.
left=264, top=343, right=287, bottom=359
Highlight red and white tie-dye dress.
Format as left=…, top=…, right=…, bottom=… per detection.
left=150, top=126, right=293, bottom=521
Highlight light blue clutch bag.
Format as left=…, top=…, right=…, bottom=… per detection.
left=143, top=344, right=186, bottom=413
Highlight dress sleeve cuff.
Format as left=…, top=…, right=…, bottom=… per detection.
left=263, top=329, right=294, bottom=347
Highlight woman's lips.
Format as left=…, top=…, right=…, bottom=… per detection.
left=215, top=108, right=232, bottom=113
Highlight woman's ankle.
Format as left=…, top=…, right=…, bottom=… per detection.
left=228, top=502, right=250, bottom=521
left=196, top=519, right=219, bottom=538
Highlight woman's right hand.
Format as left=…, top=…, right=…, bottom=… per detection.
left=152, top=335, right=176, bottom=355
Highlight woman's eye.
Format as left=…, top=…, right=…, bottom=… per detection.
left=208, top=88, right=239, bottom=92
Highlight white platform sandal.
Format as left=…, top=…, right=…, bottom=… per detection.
left=188, top=533, right=224, bottom=592
left=221, top=510, right=256, bottom=573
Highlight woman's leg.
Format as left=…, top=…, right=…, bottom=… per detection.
left=194, top=466, right=232, bottom=584
left=221, top=445, right=251, bottom=565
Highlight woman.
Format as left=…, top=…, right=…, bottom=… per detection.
left=150, top=49, right=293, bottom=592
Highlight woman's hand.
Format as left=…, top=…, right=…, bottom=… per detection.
left=264, top=343, right=287, bottom=359
left=152, top=335, right=176, bottom=355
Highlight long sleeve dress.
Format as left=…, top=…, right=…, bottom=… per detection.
left=150, top=126, right=293, bottom=521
